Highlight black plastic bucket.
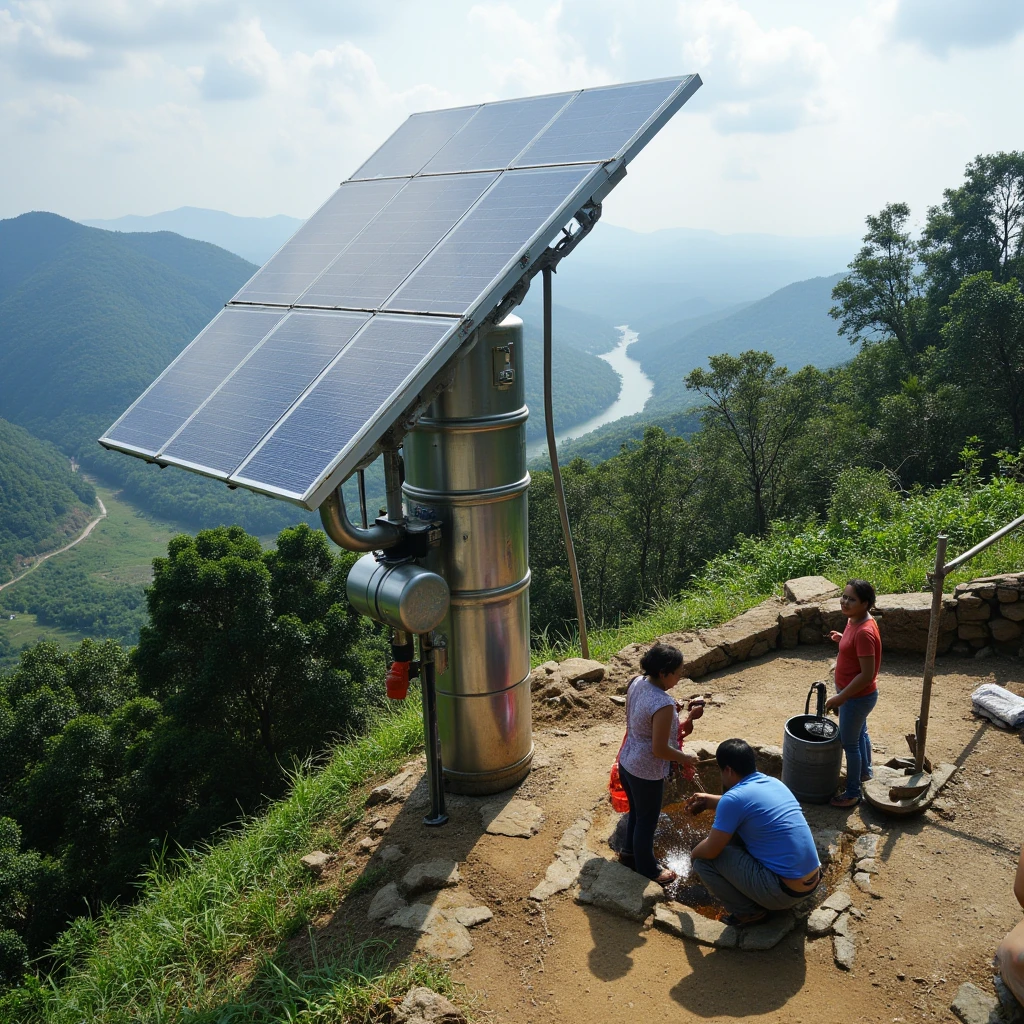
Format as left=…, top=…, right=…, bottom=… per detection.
left=782, top=713, right=842, bottom=803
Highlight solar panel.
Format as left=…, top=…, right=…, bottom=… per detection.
left=101, top=307, right=285, bottom=456
left=514, top=77, right=692, bottom=166
left=233, top=178, right=407, bottom=305
left=386, top=165, right=599, bottom=316
left=102, top=76, right=702, bottom=509
left=421, top=92, right=574, bottom=175
left=233, top=315, right=459, bottom=504
left=298, top=172, right=498, bottom=309
left=351, top=106, right=478, bottom=180
left=160, top=311, right=369, bottom=476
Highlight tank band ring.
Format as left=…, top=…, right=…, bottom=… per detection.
left=403, top=475, right=530, bottom=507
left=414, top=406, right=530, bottom=433
left=448, top=571, right=531, bottom=607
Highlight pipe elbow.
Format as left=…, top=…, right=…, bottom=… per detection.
left=319, top=486, right=402, bottom=552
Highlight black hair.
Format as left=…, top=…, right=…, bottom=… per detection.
left=640, top=642, right=684, bottom=680
left=715, top=738, right=757, bottom=778
left=847, top=578, right=876, bottom=609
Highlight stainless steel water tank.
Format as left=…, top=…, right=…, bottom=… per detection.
left=403, top=315, right=532, bottom=794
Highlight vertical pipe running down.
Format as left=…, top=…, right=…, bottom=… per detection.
left=543, top=266, right=590, bottom=659
left=915, top=533, right=948, bottom=774
left=419, top=632, right=448, bottom=826
left=357, top=469, right=368, bottom=529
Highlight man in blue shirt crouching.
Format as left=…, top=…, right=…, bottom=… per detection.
left=684, top=737, right=821, bottom=927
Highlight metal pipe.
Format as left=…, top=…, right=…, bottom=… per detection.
left=357, top=469, right=368, bottom=529
left=419, top=632, right=448, bottom=826
left=943, top=510, right=1024, bottom=573
left=915, top=533, right=948, bottom=773
left=319, top=486, right=402, bottom=552
left=542, top=266, right=590, bottom=658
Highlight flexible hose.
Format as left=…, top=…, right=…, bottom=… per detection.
left=542, top=266, right=590, bottom=658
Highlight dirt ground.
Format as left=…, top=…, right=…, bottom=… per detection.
left=311, top=646, right=1024, bottom=1024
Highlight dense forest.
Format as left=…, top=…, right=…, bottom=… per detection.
left=0, top=420, right=95, bottom=583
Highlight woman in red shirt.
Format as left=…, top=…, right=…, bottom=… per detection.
left=825, top=579, right=881, bottom=808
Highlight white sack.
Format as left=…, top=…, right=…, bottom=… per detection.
left=971, top=683, right=1024, bottom=730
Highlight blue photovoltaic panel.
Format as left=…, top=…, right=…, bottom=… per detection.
left=160, top=311, right=370, bottom=476
left=102, top=307, right=285, bottom=456
left=234, top=315, right=458, bottom=501
left=385, top=164, right=597, bottom=316
left=298, top=173, right=498, bottom=309
left=351, top=106, right=478, bottom=180
left=233, top=178, right=407, bottom=305
left=513, top=77, right=685, bottom=167
left=420, top=92, right=574, bottom=174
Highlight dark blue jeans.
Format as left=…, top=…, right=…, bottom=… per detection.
left=839, top=689, right=878, bottom=798
left=618, top=764, right=665, bottom=880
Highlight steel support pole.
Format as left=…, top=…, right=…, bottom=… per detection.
left=915, top=533, right=948, bottom=773
left=419, top=632, right=448, bottom=826
left=542, top=266, right=590, bottom=659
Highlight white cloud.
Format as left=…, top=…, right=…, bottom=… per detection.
left=195, top=18, right=277, bottom=101
left=3, top=89, right=81, bottom=130
left=889, top=0, right=1024, bottom=57
left=676, top=0, right=836, bottom=134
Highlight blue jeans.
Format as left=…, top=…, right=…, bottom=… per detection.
left=618, top=764, right=665, bottom=880
left=839, top=689, right=878, bottom=798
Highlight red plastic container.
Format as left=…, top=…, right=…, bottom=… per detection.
left=385, top=661, right=411, bottom=700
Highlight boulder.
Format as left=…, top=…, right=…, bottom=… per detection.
left=558, top=657, right=605, bottom=687
left=529, top=661, right=560, bottom=691
left=784, top=576, right=841, bottom=604
left=989, top=617, right=1023, bottom=643
left=799, top=625, right=826, bottom=645
left=576, top=857, right=663, bottom=922
left=393, top=986, right=467, bottom=1024
left=951, top=981, right=1000, bottom=1024
left=368, top=882, right=407, bottom=922
left=700, top=601, right=780, bottom=662
left=671, top=633, right=730, bottom=679
left=810, top=828, right=844, bottom=865
left=1001, top=602, right=1024, bottom=622
left=873, top=592, right=957, bottom=652
left=654, top=903, right=738, bottom=947
left=818, top=597, right=846, bottom=633
left=378, top=845, right=404, bottom=865
left=957, top=595, right=992, bottom=622
left=479, top=799, right=544, bottom=838
left=400, top=859, right=461, bottom=899
left=959, top=623, right=990, bottom=641
left=997, top=587, right=1020, bottom=603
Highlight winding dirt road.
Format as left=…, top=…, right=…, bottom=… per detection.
left=0, top=496, right=108, bottom=595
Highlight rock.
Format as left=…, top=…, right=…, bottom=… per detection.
left=997, top=587, right=1020, bottom=603
left=856, top=858, right=880, bottom=874
left=959, top=623, right=989, bottom=641
left=558, top=657, right=606, bottom=687
left=371, top=818, right=389, bottom=835
left=819, top=597, right=846, bottom=633
left=453, top=905, right=493, bottom=927
left=853, top=871, right=877, bottom=896
left=1001, top=601, right=1024, bottom=622
left=700, top=601, right=781, bottom=661
left=806, top=906, right=838, bottom=936
left=357, top=837, right=378, bottom=854
left=811, top=828, right=844, bottom=865
left=799, top=625, right=826, bottom=645
left=654, top=903, right=738, bottom=948
left=531, top=853, right=583, bottom=902
left=415, top=917, right=474, bottom=961
left=530, top=661, right=560, bottom=691
left=753, top=744, right=783, bottom=777
left=368, top=882, right=407, bottom=922
left=393, top=986, right=467, bottom=1024
left=957, top=596, right=992, bottom=622
left=739, top=912, right=797, bottom=950
left=378, top=845, right=404, bottom=864
left=873, top=592, right=957, bottom=652
left=576, top=857, right=663, bottom=922
left=832, top=912, right=852, bottom=937
left=784, top=576, right=840, bottom=604
left=366, top=768, right=420, bottom=807
left=951, top=981, right=1000, bottom=1024
left=609, top=694, right=626, bottom=706
left=552, top=729, right=569, bottom=737
left=387, top=903, right=442, bottom=932
left=480, top=799, right=544, bottom=838
left=975, top=645, right=995, bottom=660
left=300, top=851, right=335, bottom=876
left=833, top=932, right=856, bottom=970
left=952, top=641, right=972, bottom=656
left=993, top=974, right=1024, bottom=1023
left=853, top=833, right=880, bottom=860
left=821, top=890, right=853, bottom=914
left=400, top=859, right=461, bottom=898
left=989, top=617, right=1023, bottom=643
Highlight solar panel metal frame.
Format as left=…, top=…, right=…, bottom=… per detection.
left=99, top=74, right=702, bottom=512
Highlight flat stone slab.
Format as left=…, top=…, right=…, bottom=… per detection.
left=480, top=799, right=544, bottom=838
left=378, top=845, right=404, bottom=864
left=806, top=906, right=838, bottom=936
left=415, top=917, right=474, bottom=961
left=853, top=833, right=880, bottom=859
left=863, top=762, right=957, bottom=816
left=821, top=890, right=853, bottom=914
left=785, top=576, right=840, bottom=604
left=654, top=903, right=738, bottom=948
left=368, top=882, right=407, bottom=922
left=951, top=981, right=1001, bottom=1024
left=833, top=932, right=855, bottom=970
left=453, top=905, right=493, bottom=928
left=576, top=857, right=662, bottom=922
left=400, top=859, right=460, bottom=898
left=738, top=911, right=797, bottom=951
left=557, top=657, right=606, bottom=686
left=530, top=815, right=593, bottom=901
left=366, top=767, right=421, bottom=807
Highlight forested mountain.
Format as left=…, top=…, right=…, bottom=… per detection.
left=634, top=274, right=848, bottom=411
left=82, top=207, right=303, bottom=265
left=0, top=419, right=96, bottom=583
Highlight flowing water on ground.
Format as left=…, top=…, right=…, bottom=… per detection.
left=654, top=803, right=725, bottom=918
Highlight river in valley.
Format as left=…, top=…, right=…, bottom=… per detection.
left=526, top=325, right=653, bottom=460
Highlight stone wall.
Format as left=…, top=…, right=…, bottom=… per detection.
left=605, top=573, right=1023, bottom=689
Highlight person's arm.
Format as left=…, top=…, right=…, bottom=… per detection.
left=1015, top=842, right=1024, bottom=911
left=651, top=705, right=697, bottom=764
left=691, top=827, right=732, bottom=861
left=825, top=653, right=875, bottom=710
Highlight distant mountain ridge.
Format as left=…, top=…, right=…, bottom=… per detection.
left=81, top=207, right=304, bottom=265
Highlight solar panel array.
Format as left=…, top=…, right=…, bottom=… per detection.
left=101, top=75, right=701, bottom=509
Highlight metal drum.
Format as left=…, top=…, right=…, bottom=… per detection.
left=782, top=714, right=842, bottom=803
left=403, top=315, right=532, bottom=794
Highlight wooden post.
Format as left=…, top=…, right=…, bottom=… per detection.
left=915, top=533, right=948, bottom=774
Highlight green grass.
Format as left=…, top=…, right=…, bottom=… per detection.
left=10, top=702, right=434, bottom=1024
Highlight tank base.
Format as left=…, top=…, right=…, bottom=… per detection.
left=443, top=747, right=533, bottom=795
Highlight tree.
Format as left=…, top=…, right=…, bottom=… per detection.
left=686, top=352, right=818, bottom=535
left=830, top=202, right=925, bottom=359
left=922, top=152, right=1024, bottom=307
left=942, top=273, right=1024, bottom=446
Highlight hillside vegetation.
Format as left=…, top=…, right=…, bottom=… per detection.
left=0, top=419, right=95, bottom=583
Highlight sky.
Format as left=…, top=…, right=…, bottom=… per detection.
left=2, top=0, right=1023, bottom=237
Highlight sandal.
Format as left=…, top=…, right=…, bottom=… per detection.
left=722, top=910, right=768, bottom=928
left=655, top=868, right=678, bottom=885
left=830, top=794, right=860, bottom=808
